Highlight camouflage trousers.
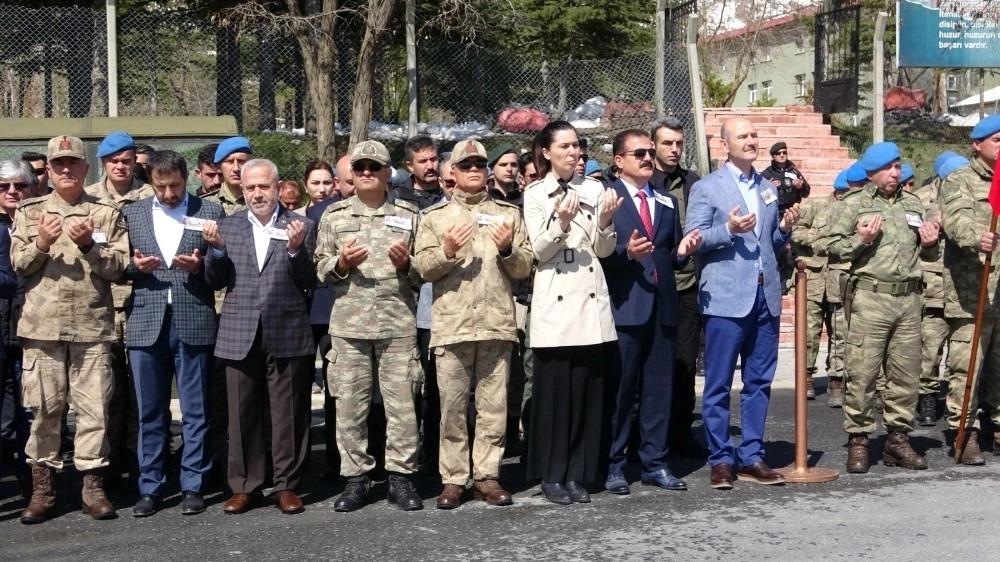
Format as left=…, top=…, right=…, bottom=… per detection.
left=826, top=303, right=847, bottom=379
left=435, top=340, right=511, bottom=485
left=326, top=335, right=422, bottom=477
left=21, top=339, right=113, bottom=471
left=843, top=290, right=921, bottom=434
left=802, top=268, right=829, bottom=375
left=945, top=317, right=1000, bottom=430
left=920, top=308, right=950, bottom=395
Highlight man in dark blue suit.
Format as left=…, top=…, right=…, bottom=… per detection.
left=685, top=117, right=800, bottom=490
left=601, top=130, right=702, bottom=494
left=122, top=151, right=225, bottom=517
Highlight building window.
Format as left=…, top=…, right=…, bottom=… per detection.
left=795, top=33, right=809, bottom=53
left=796, top=74, right=807, bottom=97
left=946, top=72, right=960, bottom=91
left=748, top=83, right=758, bottom=104
left=763, top=80, right=773, bottom=99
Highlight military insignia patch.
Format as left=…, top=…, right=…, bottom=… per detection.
left=59, top=136, right=72, bottom=150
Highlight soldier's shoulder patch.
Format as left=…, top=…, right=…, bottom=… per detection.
left=392, top=199, right=419, bottom=214
left=492, top=199, right=521, bottom=211
left=19, top=196, right=45, bottom=220
left=422, top=200, right=451, bottom=214
left=324, top=199, right=353, bottom=214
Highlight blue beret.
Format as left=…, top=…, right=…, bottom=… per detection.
left=833, top=169, right=849, bottom=190
left=971, top=114, right=1000, bottom=140
left=584, top=159, right=602, bottom=176
left=96, top=131, right=135, bottom=158
left=900, top=163, right=914, bottom=183
left=214, top=136, right=253, bottom=164
left=846, top=161, right=868, bottom=183
left=939, top=156, right=970, bottom=179
left=934, top=151, right=960, bottom=177
left=860, top=142, right=901, bottom=172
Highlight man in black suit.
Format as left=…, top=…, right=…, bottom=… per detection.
left=600, top=129, right=702, bottom=495
left=122, top=150, right=225, bottom=517
left=204, top=158, right=317, bottom=515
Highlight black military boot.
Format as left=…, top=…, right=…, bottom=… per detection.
left=916, top=394, right=937, bottom=427
left=882, top=431, right=927, bottom=470
left=334, top=475, right=371, bottom=512
left=846, top=433, right=869, bottom=474
left=387, top=473, right=423, bottom=511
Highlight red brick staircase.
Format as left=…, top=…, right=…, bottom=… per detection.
left=703, top=105, right=853, bottom=346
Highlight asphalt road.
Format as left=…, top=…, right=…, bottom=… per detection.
left=2, top=348, right=998, bottom=561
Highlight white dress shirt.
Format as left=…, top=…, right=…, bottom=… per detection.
left=151, top=194, right=188, bottom=303
left=248, top=207, right=280, bottom=272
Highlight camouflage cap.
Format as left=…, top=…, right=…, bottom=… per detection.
left=47, top=135, right=85, bottom=161
left=452, top=140, right=488, bottom=164
left=351, top=140, right=390, bottom=166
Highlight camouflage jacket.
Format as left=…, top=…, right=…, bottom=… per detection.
left=412, top=188, right=533, bottom=348
left=827, top=183, right=938, bottom=283
left=11, top=193, right=128, bottom=342
left=791, top=195, right=827, bottom=270
left=86, top=176, right=153, bottom=309
left=813, top=192, right=850, bottom=303
left=915, top=177, right=945, bottom=309
left=314, top=196, right=421, bottom=339
left=940, top=157, right=1000, bottom=319
left=201, top=184, right=246, bottom=216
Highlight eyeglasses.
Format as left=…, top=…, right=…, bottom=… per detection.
left=617, top=149, right=654, bottom=159
left=351, top=161, right=383, bottom=173
left=579, top=155, right=589, bottom=163
left=775, top=151, right=788, bottom=156
left=455, top=159, right=488, bottom=171
left=0, top=182, right=28, bottom=191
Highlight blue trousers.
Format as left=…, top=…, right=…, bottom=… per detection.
left=702, top=285, right=779, bottom=468
left=129, top=311, right=213, bottom=497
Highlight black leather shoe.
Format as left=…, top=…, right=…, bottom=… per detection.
left=334, top=475, right=371, bottom=512
left=605, top=473, right=630, bottom=495
left=132, top=495, right=160, bottom=518
left=540, top=481, right=572, bottom=505
left=387, top=474, right=423, bottom=511
left=564, top=481, right=590, bottom=503
left=180, top=491, right=206, bottom=515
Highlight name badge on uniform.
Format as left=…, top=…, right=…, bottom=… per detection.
left=384, top=216, right=412, bottom=231
left=784, top=172, right=798, bottom=180
left=905, top=213, right=923, bottom=228
left=760, top=188, right=778, bottom=206
left=575, top=190, right=597, bottom=208
left=477, top=213, right=504, bottom=226
left=92, top=230, right=108, bottom=244
left=183, top=216, right=206, bottom=231
left=264, top=226, right=289, bottom=240
left=653, top=193, right=675, bottom=209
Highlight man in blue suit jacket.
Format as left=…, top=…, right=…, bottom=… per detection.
left=601, top=130, right=702, bottom=494
left=122, top=151, right=225, bottom=517
left=685, top=117, right=800, bottom=490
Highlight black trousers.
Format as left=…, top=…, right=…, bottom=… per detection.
left=668, top=286, right=701, bottom=445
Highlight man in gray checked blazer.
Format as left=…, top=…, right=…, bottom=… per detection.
left=122, top=150, right=225, bottom=518
left=204, top=158, right=317, bottom=515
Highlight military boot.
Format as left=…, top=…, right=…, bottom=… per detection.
left=874, top=390, right=885, bottom=414
left=805, top=372, right=815, bottom=400
left=957, top=429, right=986, bottom=466
left=827, top=377, right=844, bottom=408
left=82, top=470, right=117, bottom=520
left=846, top=433, right=870, bottom=474
left=916, top=394, right=937, bottom=427
left=882, top=431, right=927, bottom=470
left=20, top=465, right=56, bottom=524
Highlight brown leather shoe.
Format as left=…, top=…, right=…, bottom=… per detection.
left=436, top=484, right=464, bottom=510
left=805, top=372, right=815, bottom=400
left=958, top=430, right=986, bottom=466
left=736, top=461, right=785, bottom=485
left=709, top=463, right=733, bottom=490
left=846, top=433, right=870, bottom=473
left=81, top=471, right=117, bottom=520
left=223, top=493, right=260, bottom=514
left=882, top=430, right=927, bottom=469
left=472, top=479, right=513, bottom=506
left=275, top=490, right=304, bottom=514
left=827, top=377, right=845, bottom=408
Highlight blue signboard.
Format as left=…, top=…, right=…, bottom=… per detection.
left=899, top=0, right=1000, bottom=68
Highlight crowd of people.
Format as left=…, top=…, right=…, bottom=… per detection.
left=0, top=111, right=996, bottom=525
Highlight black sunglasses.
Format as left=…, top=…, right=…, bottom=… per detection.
left=618, top=149, right=654, bottom=159
left=32, top=168, right=46, bottom=175
left=351, top=161, right=383, bottom=173
left=775, top=150, right=788, bottom=156
left=0, top=182, right=28, bottom=191
left=455, top=159, right=488, bottom=171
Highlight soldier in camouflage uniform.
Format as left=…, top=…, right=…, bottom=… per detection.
left=790, top=192, right=830, bottom=399
left=315, top=140, right=424, bottom=512
left=913, top=155, right=962, bottom=428
left=84, top=132, right=154, bottom=490
left=14, top=136, right=129, bottom=523
left=827, top=142, right=941, bottom=474
left=413, top=140, right=533, bottom=510
left=940, top=116, right=1000, bottom=465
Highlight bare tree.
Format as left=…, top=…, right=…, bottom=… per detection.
left=348, top=0, right=398, bottom=147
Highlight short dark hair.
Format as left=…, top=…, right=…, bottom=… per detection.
left=579, top=138, right=589, bottom=150
left=612, top=129, right=649, bottom=156
left=197, top=144, right=219, bottom=168
left=517, top=151, right=534, bottom=175
left=148, top=150, right=188, bottom=180
left=650, top=116, right=685, bottom=143
left=135, top=143, right=155, bottom=156
left=532, top=121, right=577, bottom=179
left=404, top=135, right=437, bottom=163
left=21, top=151, right=46, bottom=164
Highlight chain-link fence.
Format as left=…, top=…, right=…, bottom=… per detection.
left=0, top=4, right=697, bottom=175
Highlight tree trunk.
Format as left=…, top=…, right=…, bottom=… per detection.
left=216, top=24, right=243, bottom=130
left=258, top=30, right=276, bottom=131
left=349, top=0, right=398, bottom=148
left=290, top=0, right=338, bottom=164
left=65, top=7, right=94, bottom=117
left=89, top=11, right=108, bottom=117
